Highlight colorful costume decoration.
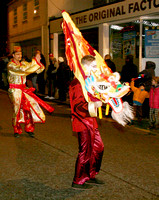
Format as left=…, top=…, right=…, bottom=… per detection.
left=69, top=78, right=104, bottom=185
left=62, top=11, right=133, bottom=126
left=7, top=58, right=54, bottom=135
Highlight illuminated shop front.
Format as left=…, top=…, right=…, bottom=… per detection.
left=49, top=0, right=159, bottom=74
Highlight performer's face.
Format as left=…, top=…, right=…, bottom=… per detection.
left=35, top=52, right=41, bottom=61
left=86, top=60, right=97, bottom=76
left=13, top=52, right=22, bottom=62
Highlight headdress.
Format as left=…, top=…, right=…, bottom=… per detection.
left=13, top=46, right=22, bottom=53
left=49, top=53, right=54, bottom=58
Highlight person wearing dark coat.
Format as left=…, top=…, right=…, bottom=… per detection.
left=45, top=56, right=57, bottom=100
left=120, top=55, right=138, bottom=83
left=56, top=57, right=68, bottom=101
left=120, top=55, right=138, bottom=105
left=139, top=61, right=156, bottom=92
left=37, top=50, right=46, bottom=94
left=104, top=54, right=116, bottom=72
left=138, top=61, right=156, bottom=118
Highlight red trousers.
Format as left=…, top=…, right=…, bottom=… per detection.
left=73, top=128, right=104, bottom=185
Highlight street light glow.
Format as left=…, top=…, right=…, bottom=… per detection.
left=34, top=9, right=37, bottom=14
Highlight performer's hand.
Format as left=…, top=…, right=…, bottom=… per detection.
left=94, top=101, right=102, bottom=108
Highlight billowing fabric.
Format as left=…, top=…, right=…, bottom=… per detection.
left=62, top=11, right=134, bottom=126
left=69, top=78, right=104, bottom=184
left=7, top=59, right=54, bottom=133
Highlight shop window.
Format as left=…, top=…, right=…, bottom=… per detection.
left=34, top=0, right=40, bottom=16
left=142, top=19, right=159, bottom=59
left=58, top=27, right=98, bottom=59
left=13, top=8, right=17, bottom=25
left=81, top=28, right=98, bottom=51
left=23, top=3, right=27, bottom=21
left=110, top=21, right=140, bottom=72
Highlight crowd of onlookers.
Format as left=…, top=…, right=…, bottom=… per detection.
left=0, top=53, right=11, bottom=90
left=0, top=52, right=158, bottom=130
left=105, top=54, right=159, bottom=130
left=0, top=52, right=74, bottom=102
left=44, top=54, right=73, bottom=101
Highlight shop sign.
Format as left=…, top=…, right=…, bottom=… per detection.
left=123, top=31, right=136, bottom=58
left=145, top=30, right=159, bottom=58
left=50, top=0, right=159, bottom=32
left=74, top=0, right=159, bottom=26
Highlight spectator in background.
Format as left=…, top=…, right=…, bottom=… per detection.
left=104, top=54, right=116, bottom=72
left=130, top=79, right=149, bottom=123
left=139, top=61, right=156, bottom=118
left=37, top=50, right=46, bottom=94
left=1, top=54, right=10, bottom=90
left=139, top=61, right=156, bottom=92
left=148, top=76, right=159, bottom=130
left=121, top=55, right=138, bottom=83
left=121, top=55, right=138, bottom=105
left=56, top=57, right=68, bottom=101
left=45, top=54, right=58, bottom=100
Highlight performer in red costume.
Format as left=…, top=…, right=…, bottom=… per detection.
left=7, top=46, right=54, bottom=138
left=69, top=55, right=104, bottom=190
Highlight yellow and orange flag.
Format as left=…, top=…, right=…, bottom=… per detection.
left=62, top=11, right=134, bottom=126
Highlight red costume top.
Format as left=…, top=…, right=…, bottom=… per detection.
left=149, top=85, right=159, bottom=109
left=69, top=78, right=98, bottom=132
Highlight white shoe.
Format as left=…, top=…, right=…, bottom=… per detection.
left=49, top=96, right=55, bottom=100
left=44, top=96, right=50, bottom=99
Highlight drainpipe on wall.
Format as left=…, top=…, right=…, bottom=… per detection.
left=99, top=23, right=109, bottom=58
left=139, top=18, right=143, bottom=72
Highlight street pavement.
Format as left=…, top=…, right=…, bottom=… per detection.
left=0, top=89, right=159, bottom=200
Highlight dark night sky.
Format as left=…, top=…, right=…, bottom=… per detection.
left=0, top=0, right=10, bottom=56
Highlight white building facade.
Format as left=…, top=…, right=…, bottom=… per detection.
left=7, top=0, right=94, bottom=65
left=8, top=0, right=159, bottom=74
left=49, top=0, right=159, bottom=74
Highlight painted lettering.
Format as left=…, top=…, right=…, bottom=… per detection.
left=154, top=0, right=159, bottom=7
left=128, top=3, right=134, bottom=13
left=88, top=11, right=107, bottom=22
left=75, top=15, right=87, bottom=25
left=83, top=15, right=87, bottom=23
left=94, top=12, right=98, bottom=21
left=101, top=10, right=106, bottom=19
left=147, top=0, right=152, bottom=9
left=140, top=0, right=146, bottom=10
left=121, top=5, right=126, bottom=15
left=133, top=2, right=140, bottom=12
left=107, top=9, right=109, bottom=18
left=116, top=7, right=121, bottom=16
left=110, top=8, right=115, bottom=17
left=115, top=6, right=126, bottom=16
left=89, top=13, right=93, bottom=22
